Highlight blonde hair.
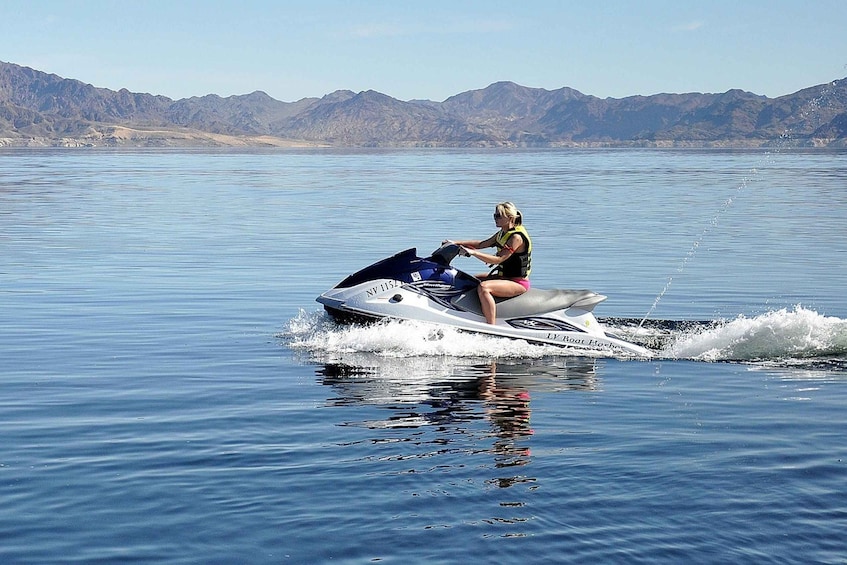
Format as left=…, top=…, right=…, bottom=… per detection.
left=495, top=201, right=523, bottom=225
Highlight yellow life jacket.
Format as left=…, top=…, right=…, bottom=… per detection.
left=493, top=225, right=532, bottom=278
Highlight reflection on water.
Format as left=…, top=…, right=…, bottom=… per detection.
left=478, top=363, right=534, bottom=475
left=315, top=355, right=599, bottom=489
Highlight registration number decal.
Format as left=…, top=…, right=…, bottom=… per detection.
left=365, top=280, right=403, bottom=297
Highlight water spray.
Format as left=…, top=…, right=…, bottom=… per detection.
left=638, top=78, right=842, bottom=329
left=637, top=174, right=754, bottom=329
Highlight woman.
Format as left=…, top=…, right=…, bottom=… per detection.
left=447, top=202, right=532, bottom=325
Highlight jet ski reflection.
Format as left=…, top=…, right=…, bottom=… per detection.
left=316, top=356, right=600, bottom=482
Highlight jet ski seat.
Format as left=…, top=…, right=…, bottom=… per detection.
left=452, top=288, right=606, bottom=318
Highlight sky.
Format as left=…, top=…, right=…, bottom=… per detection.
left=2, top=0, right=846, bottom=103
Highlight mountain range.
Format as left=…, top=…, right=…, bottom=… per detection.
left=1, top=60, right=846, bottom=148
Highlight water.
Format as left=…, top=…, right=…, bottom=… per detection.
left=1, top=148, right=846, bottom=563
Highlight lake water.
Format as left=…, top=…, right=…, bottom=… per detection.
left=1, top=147, right=846, bottom=564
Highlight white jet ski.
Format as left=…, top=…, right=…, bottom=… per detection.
left=316, top=244, right=652, bottom=357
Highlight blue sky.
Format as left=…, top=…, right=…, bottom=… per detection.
left=2, top=0, right=845, bottom=102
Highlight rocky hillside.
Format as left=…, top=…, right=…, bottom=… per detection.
left=1, top=61, right=845, bottom=147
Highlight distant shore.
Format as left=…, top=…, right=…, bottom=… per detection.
left=2, top=136, right=842, bottom=149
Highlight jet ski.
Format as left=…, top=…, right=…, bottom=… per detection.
left=316, top=243, right=652, bottom=357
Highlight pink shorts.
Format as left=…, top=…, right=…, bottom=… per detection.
left=512, top=278, right=531, bottom=291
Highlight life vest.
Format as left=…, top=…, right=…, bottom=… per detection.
left=492, top=225, right=532, bottom=278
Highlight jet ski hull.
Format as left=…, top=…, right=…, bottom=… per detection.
left=316, top=246, right=652, bottom=358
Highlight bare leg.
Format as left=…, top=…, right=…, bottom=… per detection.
left=477, top=279, right=527, bottom=324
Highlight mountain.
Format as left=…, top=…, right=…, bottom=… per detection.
left=165, top=90, right=317, bottom=135
left=279, top=89, right=492, bottom=146
left=1, top=61, right=846, bottom=148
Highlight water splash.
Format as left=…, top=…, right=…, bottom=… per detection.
left=284, top=308, right=847, bottom=368
left=285, top=309, right=616, bottom=360
left=661, top=306, right=847, bottom=363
